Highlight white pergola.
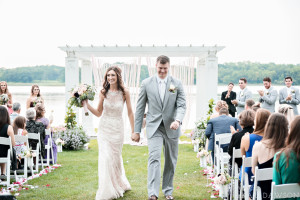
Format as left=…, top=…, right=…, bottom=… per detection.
left=59, top=45, right=225, bottom=136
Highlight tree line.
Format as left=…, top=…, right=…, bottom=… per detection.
left=0, top=62, right=299, bottom=85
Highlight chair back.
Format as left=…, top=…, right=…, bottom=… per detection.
left=230, top=147, right=242, bottom=200
left=27, top=133, right=40, bottom=140
left=14, top=135, right=29, bottom=144
left=253, top=166, right=273, bottom=200
left=270, top=182, right=300, bottom=200
left=240, top=155, right=252, bottom=200
left=219, top=134, right=232, bottom=146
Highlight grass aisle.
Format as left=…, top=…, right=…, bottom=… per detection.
left=18, top=139, right=220, bottom=200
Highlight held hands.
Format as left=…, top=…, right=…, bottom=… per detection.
left=170, top=120, right=180, bottom=130
left=231, top=100, right=238, bottom=105
left=286, top=95, right=292, bottom=101
left=131, top=133, right=140, bottom=142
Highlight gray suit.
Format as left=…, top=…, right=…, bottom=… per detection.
left=134, top=75, right=186, bottom=197
left=236, top=87, right=252, bottom=115
left=259, top=86, right=278, bottom=113
left=279, top=86, right=300, bottom=115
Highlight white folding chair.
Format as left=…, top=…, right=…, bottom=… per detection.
left=0, top=137, right=12, bottom=187
left=230, top=147, right=242, bottom=200
left=214, top=133, right=231, bottom=174
left=13, top=135, right=34, bottom=179
left=27, top=133, right=42, bottom=173
left=219, top=134, right=232, bottom=173
left=45, top=129, right=54, bottom=166
left=240, top=155, right=252, bottom=200
left=270, top=182, right=300, bottom=200
left=252, top=166, right=273, bottom=200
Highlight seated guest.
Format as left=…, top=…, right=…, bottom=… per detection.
left=0, top=106, right=15, bottom=175
left=10, top=102, right=21, bottom=123
left=228, top=110, right=255, bottom=169
left=278, top=104, right=295, bottom=127
left=35, top=103, right=57, bottom=163
left=12, top=116, right=28, bottom=169
left=240, top=108, right=271, bottom=185
left=245, top=99, right=255, bottom=110
left=210, top=100, right=229, bottom=119
left=252, top=102, right=261, bottom=113
left=273, top=116, right=300, bottom=191
left=25, top=108, right=45, bottom=158
left=205, top=108, right=242, bottom=163
left=251, top=113, right=288, bottom=200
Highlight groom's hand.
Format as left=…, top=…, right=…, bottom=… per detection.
left=131, top=133, right=140, bottom=142
left=170, top=120, right=180, bottom=130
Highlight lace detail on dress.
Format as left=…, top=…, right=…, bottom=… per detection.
left=96, top=90, right=131, bottom=200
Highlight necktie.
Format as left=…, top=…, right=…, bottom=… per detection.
left=159, top=80, right=165, bottom=102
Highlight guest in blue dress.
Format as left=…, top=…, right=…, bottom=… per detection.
left=240, top=108, right=271, bottom=184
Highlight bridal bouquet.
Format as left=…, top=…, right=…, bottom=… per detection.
left=0, top=94, right=9, bottom=105
left=69, top=84, right=96, bottom=116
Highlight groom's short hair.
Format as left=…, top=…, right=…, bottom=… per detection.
left=156, top=55, right=170, bottom=64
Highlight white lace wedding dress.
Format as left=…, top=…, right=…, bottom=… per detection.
left=96, top=90, right=131, bottom=200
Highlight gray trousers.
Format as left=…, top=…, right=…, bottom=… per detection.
left=147, top=123, right=179, bottom=197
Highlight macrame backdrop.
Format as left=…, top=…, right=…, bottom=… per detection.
left=146, top=57, right=196, bottom=130
left=92, top=57, right=141, bottom=142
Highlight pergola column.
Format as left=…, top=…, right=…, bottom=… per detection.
left=196, top=52, right=218, bottom=120
left=81, top=60, right=94, bottom=136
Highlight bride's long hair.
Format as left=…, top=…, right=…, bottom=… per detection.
left=101, top=66, right=126, bottom=99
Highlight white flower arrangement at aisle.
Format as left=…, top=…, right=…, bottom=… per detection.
left=192, top=138, right=200, bottom=145
left=196, top=149, right=209, bottom=158
left=0, top=94, right=9, bottom=105
left=213, top=172, right=231, bottom=185
left=23, top=148, right=36, bottom=158
left=55, top=138, right=65, bottom=146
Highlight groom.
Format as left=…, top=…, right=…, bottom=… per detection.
left=132, top=55, right=186, bottom=200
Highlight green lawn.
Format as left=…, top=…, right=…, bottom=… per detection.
left=14, top=139, right=219, bottom=200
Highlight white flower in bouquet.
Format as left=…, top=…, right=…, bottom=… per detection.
left=69, top=84, right=96, bottom=116
left=0, top=94, right=9, bottom=105
left=23, top=149, right=34, bottom=158
left=197, top=149, right=209, bottom=158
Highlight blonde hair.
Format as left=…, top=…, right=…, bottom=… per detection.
left=215, top=100, right=228, bottom=112
left=278, top=104, right=295, bottom=125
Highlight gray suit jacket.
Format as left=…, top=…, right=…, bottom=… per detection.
left=279, top=86, right=300, bottom=115
left=205, top=115, right=242, bottom=152
left=259, top=86, right=278, bottom=113
left=134, top=76, right=186, bottom=139
left=236, top=87, right=252, bottom=115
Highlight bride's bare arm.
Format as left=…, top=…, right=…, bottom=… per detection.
left=87, top=93, right=104, bottom=117
left=125, top=89, right=134, bottom=133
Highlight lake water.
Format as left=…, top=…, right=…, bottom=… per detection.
left=8, top=85, right=299, bottom=130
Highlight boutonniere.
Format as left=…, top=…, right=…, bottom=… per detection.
left=240, top=92, right=244, bottom=97
left=266, top=91, right=270, bottom=95
left=291, top=90, right=295, bottom=94
left=169, top=84, right=177, bottom=93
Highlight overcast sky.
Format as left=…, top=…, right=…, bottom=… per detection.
left=0, top=0, right=299, bottom=68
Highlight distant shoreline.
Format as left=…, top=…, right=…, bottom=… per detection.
left=7, top=82, right=65, bottom=86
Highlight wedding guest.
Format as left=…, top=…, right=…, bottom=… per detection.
left=278, top=104, right=295, bottom=127
left=12, top=116, right=28, bottom=169
left=221, top=82, right=237, bottom=117
left=210, top=100, right=229, bottom=119
left=252, top=102, right=261, bottom=113
left=240, top=108, right=271, bottom=184
left=0, top=106, right=15, bottom=175
left=273, top=116, right=300, bottom=190
left=25, top=108, right=45, bottom=158
left=26, top=84, right=44, bottom=109
left=0, top=81, right=13, bottom=114
left=245, top=99, right=255, bottom=110
left=251, top=113, right=288, bottom=200
left=205, top=108, right=241, bottom=163
left=228, top=110, right=255, bottom=169
left=258, top=77, right=278, bottom=113
left=10, top=102, right=21, bottom=123
left=232, top=78, right=252, bottom=116
left=35, top=103, right=57, bottom=163
left=279, top=76, right=300, bottom=115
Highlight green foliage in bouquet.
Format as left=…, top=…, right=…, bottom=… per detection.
left=59, top=126, right=90, bottom=150
left=192, top=98, right=215, bottom=148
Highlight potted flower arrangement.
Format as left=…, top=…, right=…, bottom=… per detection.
left=23, top=148, right=36, bottom=167
left=213, top=171, right=231, bottom=198
left=55, top=138, right=65, bottom=152
left=197, top=147, right=210, bottom=168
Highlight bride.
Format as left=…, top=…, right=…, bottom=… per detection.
left=85, top=66, right=134, bottom=200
